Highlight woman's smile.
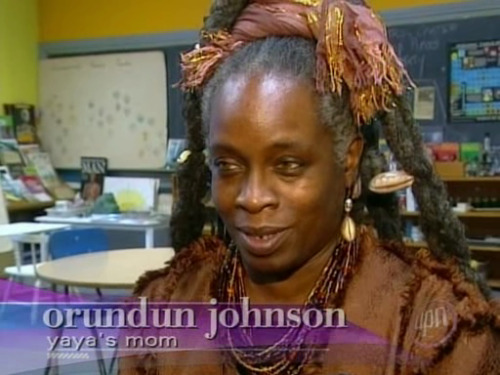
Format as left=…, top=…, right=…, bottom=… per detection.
left=236, top=226, right=290, bottom=257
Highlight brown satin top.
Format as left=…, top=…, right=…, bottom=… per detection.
left=119, top=228, right=500, bottom=375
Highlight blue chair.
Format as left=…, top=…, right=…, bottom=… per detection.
left=48, top=228, right=109, bottom=297
left=48, top=227, right=109, bottom=259
left=46, top=228, right=109, bottom=375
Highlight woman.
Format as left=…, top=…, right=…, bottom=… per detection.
left=120, top=0, right=499, bottom=373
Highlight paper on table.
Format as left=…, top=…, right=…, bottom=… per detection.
left=103, top=177, right=159, bottom=212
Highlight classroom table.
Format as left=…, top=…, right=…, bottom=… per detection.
left=35, top=247, right=175, bottom=289
left=0, top=222, right=70, bottom=268
left=36, top=248, right=174, bottom=374
left=35, top=214, right=170, bottom=248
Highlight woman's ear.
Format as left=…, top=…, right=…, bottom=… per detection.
left=344, top=135, right=364, bottom=188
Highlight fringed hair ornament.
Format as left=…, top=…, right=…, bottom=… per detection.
left=179, top=0, right=413, bottom=126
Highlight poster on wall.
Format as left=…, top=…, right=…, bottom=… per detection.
left=413, top=86, right=436, bottom=121
left=38, top=51, right=167, bottom=169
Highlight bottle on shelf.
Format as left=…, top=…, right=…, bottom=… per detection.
left=481, top=132, right=492, bottom=176
left=492, top=196, right=500, bottom=209
left=481, top=196, right=491, bottom=209
left=472, top=196, right=482, bottom=209
left=466, top=157, right=479, bottom=177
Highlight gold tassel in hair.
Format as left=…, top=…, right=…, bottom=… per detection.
left=292, top=0, right=321, bottom=6
left=316, top=0, right=413, bottom=125
left=179, top=31, right=244, bottom=90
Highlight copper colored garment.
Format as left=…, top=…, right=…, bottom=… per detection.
left=118, top=229, right=500, bottom=374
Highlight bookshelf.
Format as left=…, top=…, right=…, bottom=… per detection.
left=402, top=176, right=500, bottom=289
left=440, top=177, right=500, bottom=183
left=402, top=211, right=500, bottom=219
left=405, top=241, right=500, bottom=253
left=7, top=200, right=53, bottom=213
left=488, top=279, right=500, bottom=289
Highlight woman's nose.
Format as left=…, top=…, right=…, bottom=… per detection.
left=235, top=171, right=277, bottom=213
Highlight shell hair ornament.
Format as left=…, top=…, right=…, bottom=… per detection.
left=369, top=170, right=415, bottom=194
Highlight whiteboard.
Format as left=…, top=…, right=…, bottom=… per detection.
left=39, top=51, right=167, bottom=169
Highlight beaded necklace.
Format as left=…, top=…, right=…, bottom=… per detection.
left=215, top=239, right=360, bottom=375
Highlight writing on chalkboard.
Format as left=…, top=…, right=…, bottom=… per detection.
left=389, top=23, right=458, bottom=79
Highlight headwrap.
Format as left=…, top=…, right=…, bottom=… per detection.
left=179, top=0, right=412, bottom=126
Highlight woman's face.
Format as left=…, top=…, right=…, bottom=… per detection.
left=208, top=73, right=360, bottom=281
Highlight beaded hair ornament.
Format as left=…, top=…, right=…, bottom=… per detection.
left=179, top=0, right=412, bottom=126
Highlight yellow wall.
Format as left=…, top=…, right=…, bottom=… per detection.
left=0, top=0, right=38, bottom=110
left=39, top=0, right=466, bottom=43
left=39, top=0, right=213, bottom=42
left=370, top=0, right=465, bottom=10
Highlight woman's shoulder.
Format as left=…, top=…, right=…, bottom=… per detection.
left=133, top=236, right=228, bottom=302
left=375, top=236, right=500, bottom=325
left=373, top=236, right=500, bottom=372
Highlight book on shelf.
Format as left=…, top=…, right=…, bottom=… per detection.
left=80, top=156, right=108, bottom=202
left=25, top=151, right=75, bottom=200
left=18, top=144, right=41, bottom=165
left=0, top=139, right=23, bottom=165
left=19, top=175, right=52, bottom=202
left=0, top=139, right=24, bottom=179
left=0, top=115, right=15, bottom=141
left=4, top=103, right=37, bottom=144
left=0, top=166, right=27, bottom=201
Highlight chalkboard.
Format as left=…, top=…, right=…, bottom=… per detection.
left=388, top=16, right=500, bottom=143
left=166, top=16, right=500, bottom=144
left=165, top=45, right=192, bottom=139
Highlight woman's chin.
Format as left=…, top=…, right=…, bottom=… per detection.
left=239, top=251, right=294, bottom=283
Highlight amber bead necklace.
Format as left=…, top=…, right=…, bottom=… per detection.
left=216, top=238, right=360, bottom=375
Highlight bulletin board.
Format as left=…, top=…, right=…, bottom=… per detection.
left=38, top=51, right=168, bottom=169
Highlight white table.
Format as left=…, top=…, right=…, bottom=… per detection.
left=36, top=247, right=174, bottom=374
left=36, top=247, right=175, bottom=289
left=36, top=214, right=170, bottom=248
left=0, top=222, right=70, bottom=268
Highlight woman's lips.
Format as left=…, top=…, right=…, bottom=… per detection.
left=237, top=228, right=288, bottom=257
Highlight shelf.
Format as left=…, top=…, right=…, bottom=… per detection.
left=405, top=241, right=500, bottom=253
left=402, top=211, right=500, bottom=219
left=440, top=177, right=500, bottom=183
left=7, top=200, right=54, bottom=213
left=488, top=279, right=500, bottom=289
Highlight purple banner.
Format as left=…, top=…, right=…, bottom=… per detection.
left=0, top=280, right=438, bottom=373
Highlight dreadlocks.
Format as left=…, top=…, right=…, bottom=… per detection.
left=170, top=0, right=489, bottom=297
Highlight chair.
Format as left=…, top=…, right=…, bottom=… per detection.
left=0, top=184, right=14, bottom=277
left=0, top=185, right=47, bottom=323
left=48, top=228, right=109, bottom=297
left=48, top=227, right=109, bottom=259
left=43, top=228, right=109, bottom=375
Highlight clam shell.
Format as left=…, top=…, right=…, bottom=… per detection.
left=369, top=171, right=414, bottom=194
left=341, top=216, right=356, bottom=242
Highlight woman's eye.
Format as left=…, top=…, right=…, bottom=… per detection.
left=213, top=159, right=240, bottom=173
left=276, top=160, right=304, bottom=174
